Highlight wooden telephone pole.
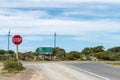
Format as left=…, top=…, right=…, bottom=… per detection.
left=8, top=29, right=10, bottom=54
left=54, top=32, right=56, bottom=48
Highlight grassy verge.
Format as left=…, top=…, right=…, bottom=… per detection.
left=2, top=58, right=25, bottom=74
left=106, top=62, right=120, bottom=66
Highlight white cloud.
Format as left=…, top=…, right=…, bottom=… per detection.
left=2, top=0, right=120, bottom=3
left=0, top=15, right=120, bottom=36
left=0, top=8, right=49, bottom=19
left=23, top=36, right=52, bottom=41
left=0, top=0, right=120, bottom=8
left=24, top=36, right=43, bottom=41
left=63, top=11, right=109, bottom=17
left=0, top=0, right=120, bottom=52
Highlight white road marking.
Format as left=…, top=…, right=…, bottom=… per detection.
left=68, top=65, right=110, bottom=80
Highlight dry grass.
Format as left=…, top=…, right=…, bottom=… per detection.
left=0, top=66, right=43, bottom=80
left=107, top=63, right=120, bottom=66
left=106, top=61, right=120, bottom=67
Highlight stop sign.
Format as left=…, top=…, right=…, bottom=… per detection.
left=12, top=35, right=22, bottom=45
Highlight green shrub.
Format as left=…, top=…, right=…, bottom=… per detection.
left=66, top=51, right=80, bottom=60
left=3, top=58, right=25, bottom=73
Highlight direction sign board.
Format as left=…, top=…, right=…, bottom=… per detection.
left=12, top=35, right=22, bottom=45
left=38, top=47, right=53, bottom=54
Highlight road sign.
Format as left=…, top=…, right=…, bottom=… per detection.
left=12, top=35, right=22, bottom=45
left=38, top=47, right=53, bottom=54
left=12, top=35, right=22, bottom=61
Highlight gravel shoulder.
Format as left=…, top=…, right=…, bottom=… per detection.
left=25, top=62, right=105, bottom=80
left=0, top=65, right=44, bottom=80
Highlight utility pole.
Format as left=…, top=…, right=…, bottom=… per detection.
left=54, top=32, right=56, bottom=48
left=8, top=29, right=10, bottom=54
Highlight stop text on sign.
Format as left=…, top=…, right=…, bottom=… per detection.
left=13, top=38, right=22, bottom=42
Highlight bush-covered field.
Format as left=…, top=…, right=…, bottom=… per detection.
left=0, top=46, right=120, bottom=61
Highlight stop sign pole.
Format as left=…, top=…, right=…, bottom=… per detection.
left=12, top=35, right=22, bottom=60
left=16, top=45, right=19, bottom=60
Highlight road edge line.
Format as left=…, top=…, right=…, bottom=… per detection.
left=68, top=65, right=110, bottom=80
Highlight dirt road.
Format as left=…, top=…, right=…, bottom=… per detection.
left=24, top=62, right=105, bottom=80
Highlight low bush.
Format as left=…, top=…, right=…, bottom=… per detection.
left=3, top=58, right=25, bottom=73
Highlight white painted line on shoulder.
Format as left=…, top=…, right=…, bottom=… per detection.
left=69, top=65, right=110, bottom=80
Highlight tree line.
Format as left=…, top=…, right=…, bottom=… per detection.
left=0, top=46, right=120, bottom=61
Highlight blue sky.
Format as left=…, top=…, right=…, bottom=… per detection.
left=0, top=0, right=120, bottom=52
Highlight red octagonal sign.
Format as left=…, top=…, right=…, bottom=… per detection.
left=12, top=35, right=22, bottom=45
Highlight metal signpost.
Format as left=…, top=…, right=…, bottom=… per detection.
left=12, top=35, right=22, bottom=60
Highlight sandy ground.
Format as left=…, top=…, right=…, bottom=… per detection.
left=0, top=65, right=44, bottom=80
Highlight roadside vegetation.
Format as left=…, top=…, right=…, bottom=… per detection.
left=0, top=46, right=120, bottom=61
left=106, top=61, right=120, bottom=66
left=2, top=58, right=25, bottom=73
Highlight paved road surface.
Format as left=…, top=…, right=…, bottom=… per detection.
left=65, top=62, right=120, bottom=80
left=24, top=62, right=109, bottom=80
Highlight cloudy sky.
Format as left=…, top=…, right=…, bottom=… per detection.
left=0, top=0, right=120, bottom=52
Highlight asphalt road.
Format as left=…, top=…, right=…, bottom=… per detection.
left=1, top=61, right=120, bottom=80
left=23, top=62, right=116, bottom=80
left=64, top=62, right=120, bottom=80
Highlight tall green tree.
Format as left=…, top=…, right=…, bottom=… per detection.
left=81, top=46, right=104, bottom=55
left=7, top=50, right=15, bottom=54
left=53, top=47, right=65, bottom=57
left=107, top=46, right=120, bottom=53
left=35, top=48, right=39, bottom=53
left=66, top=51, right=80, bottom=60
left=91, top=46, right=104, bottom=53
left=0, top=49, right=6, bottom=55
left=81, top=47, right=91, bottom=55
